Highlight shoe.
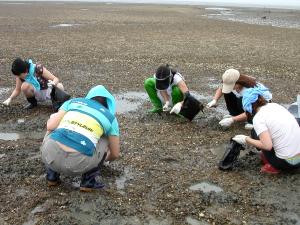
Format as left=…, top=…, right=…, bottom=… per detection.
left=245, top=123, right=254, bottom=130
left=260, top=152, right=269, bottom=165
left=80, top=168, right=105, bottom=192
left=260, top=163, right=280, bottom=174
left=149, top=107, right=163, bottom=113
left=24, top=97, right=38, bottom=110
left=46, top=168, right=60, bottom=186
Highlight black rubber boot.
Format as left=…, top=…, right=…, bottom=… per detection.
left=24, top=97, right=38, bottom=109
left=80, top=167, right=105, bottom=192
left=46, top=168, right=60, bottom=187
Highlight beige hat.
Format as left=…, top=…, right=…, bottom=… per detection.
left=222, top=69, right=240, bottom=94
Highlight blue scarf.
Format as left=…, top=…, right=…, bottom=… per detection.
left=242, top=86, right=270, bottom=114
left=25, top=59, right=40, bottom=91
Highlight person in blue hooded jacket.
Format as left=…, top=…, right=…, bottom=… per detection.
left=41, top=85, right=120, bottom=192
left=2, top=58, right=64, bottom=109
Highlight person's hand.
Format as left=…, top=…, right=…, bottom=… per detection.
left=3, top=98, right=12, bottom=106
left=163, top=101, right=171, bottom=112
left=170, top=102, right=183, bottom=114
left=219, top=117, right=234, bottom=127
left=232, top=135, right=248, bottom=145
left=207, top=99, right=217, bottom=108
left=47, top=80, right=56, bottom=88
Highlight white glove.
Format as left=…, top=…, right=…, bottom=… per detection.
left=170, top=102, right=183, bottom=114
left=3, top=98, right=12, bottom=106
left=219, top=117, right=234, bottom=128
left=244, top=123, right=254, bottom=130
left=207, top=99, right=217, bottom=108
left=163, top=101, right=171, bottom=112
left=232, top=135, right=248, bottom=145
left=47, top=80, right=56, bottom=88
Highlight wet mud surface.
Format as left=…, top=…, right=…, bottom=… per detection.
left=0, top=3, right=299, bottom=225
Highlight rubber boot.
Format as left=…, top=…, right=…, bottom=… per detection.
left=171, top=86, right=184, bottom=105
left=80, top=167, right=105, bottom=192
left=46, top=168, right=60, bottom=187
left=144, top=77, right=162, bottom=113
left=260, top=163, right=280, bottom=174
left=24, top=96, right=38, bottom=110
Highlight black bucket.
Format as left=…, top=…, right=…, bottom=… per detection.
left=179, top=94, right=204, bottom=121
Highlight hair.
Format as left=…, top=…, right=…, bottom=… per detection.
left=11, top=58, right=30, bottom=76
left=236, top=74, right=257, bottom=88
left=156, top=64, right=171, bottom=79
left=91, top=96, right=108, bottom=108
left=246, top=95, right=268, bottom=120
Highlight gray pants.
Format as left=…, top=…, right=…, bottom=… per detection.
left=41, top=133, right=108, bottom=176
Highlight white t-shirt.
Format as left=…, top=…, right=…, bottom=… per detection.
left=156, top=72, right=184, bottom=104
left=253, top=103, right=300, bottom=159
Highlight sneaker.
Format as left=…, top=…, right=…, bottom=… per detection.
left=46, top=168, right=60, bottom=187
left=260, top=163, right=280, bottom=174
left=80, top=168, right=105, bottom=192
left=244, top=123, right=254, bottom=130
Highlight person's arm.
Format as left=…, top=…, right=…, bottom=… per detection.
left=3, top=78, right=22, bottom=105
left=159, top=90, right=170, bottom=103
left=177, top=80, right=189, bottom=95
left=246, top=130, right=273, bottom=151
left=105, top=136, right=120, bottom=162
left=213, top=87, right=223, bottom=101
left=10, top=77, right=22, bottom=99
left=232, top=112, right=247, bottom=122
left=42, top=67, right=59, bottom=85
left=46, top=110, right=66, bottom=131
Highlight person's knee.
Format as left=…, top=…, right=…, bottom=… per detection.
left=21, top=82, right=34, bottom=96
left=56, top=83, right=64, bottom=90
left=144, top=77, right=155, bottom=89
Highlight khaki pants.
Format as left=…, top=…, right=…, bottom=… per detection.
left=41, top=133, right=108, bottom=176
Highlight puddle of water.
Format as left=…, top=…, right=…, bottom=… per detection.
left=186, top=217, right=209, bottom=225
left=115, top=91, right=148, bottom=114
left=189, top=182, right=223, bottom=193
left=0, top=132, right=44, bottom=141
left=50, top=23, right=80, bottom=28
left=205, top=7, right=231, bottom=11
left=0, top=133, right=20, bottom=141
left=115, top=167, right=133, bottom=193
left=80, top=8, right=88, bottom=11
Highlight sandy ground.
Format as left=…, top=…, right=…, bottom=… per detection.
left=0, top=2, right=299, bottom=225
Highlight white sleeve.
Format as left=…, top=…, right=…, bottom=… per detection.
left=172, top=73, right=184, bottom=85
left=253, top=114, right=268, bottom=136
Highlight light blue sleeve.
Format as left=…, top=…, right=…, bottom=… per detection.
left=257, top=83, right=272, bottom=101
left=59, top=99, right=72, bottom=111
left=107, top=118, right=120, bottom=136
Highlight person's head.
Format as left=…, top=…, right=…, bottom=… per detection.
left=11, top=58, right=30, bottom=79
left=242, top=86, right=269, bottom=117
left=85, top=85, right=116, bottom=115
left=222, top=69, right=257, bottom=94
left=154, top=64, right=172, bottom=91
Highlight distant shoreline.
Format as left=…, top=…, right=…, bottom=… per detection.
left=0, top=0, right=300, bottom=11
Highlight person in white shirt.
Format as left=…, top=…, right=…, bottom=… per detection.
left=207, top=69, right=272, bottom=130
left=144, top=64, right=189, bottom=113
left=232, top=86, right=300, bottom=174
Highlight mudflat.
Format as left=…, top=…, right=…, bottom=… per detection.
left=0, top=2, right=299, bottom=225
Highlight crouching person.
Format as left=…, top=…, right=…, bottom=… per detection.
left=3, top=58, right=65, bottom=109
left=232, top=86, right=300, bottom=174
left=144, top=64, right=189, bottom=113
left=41, top=85, right=120, bottom=191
